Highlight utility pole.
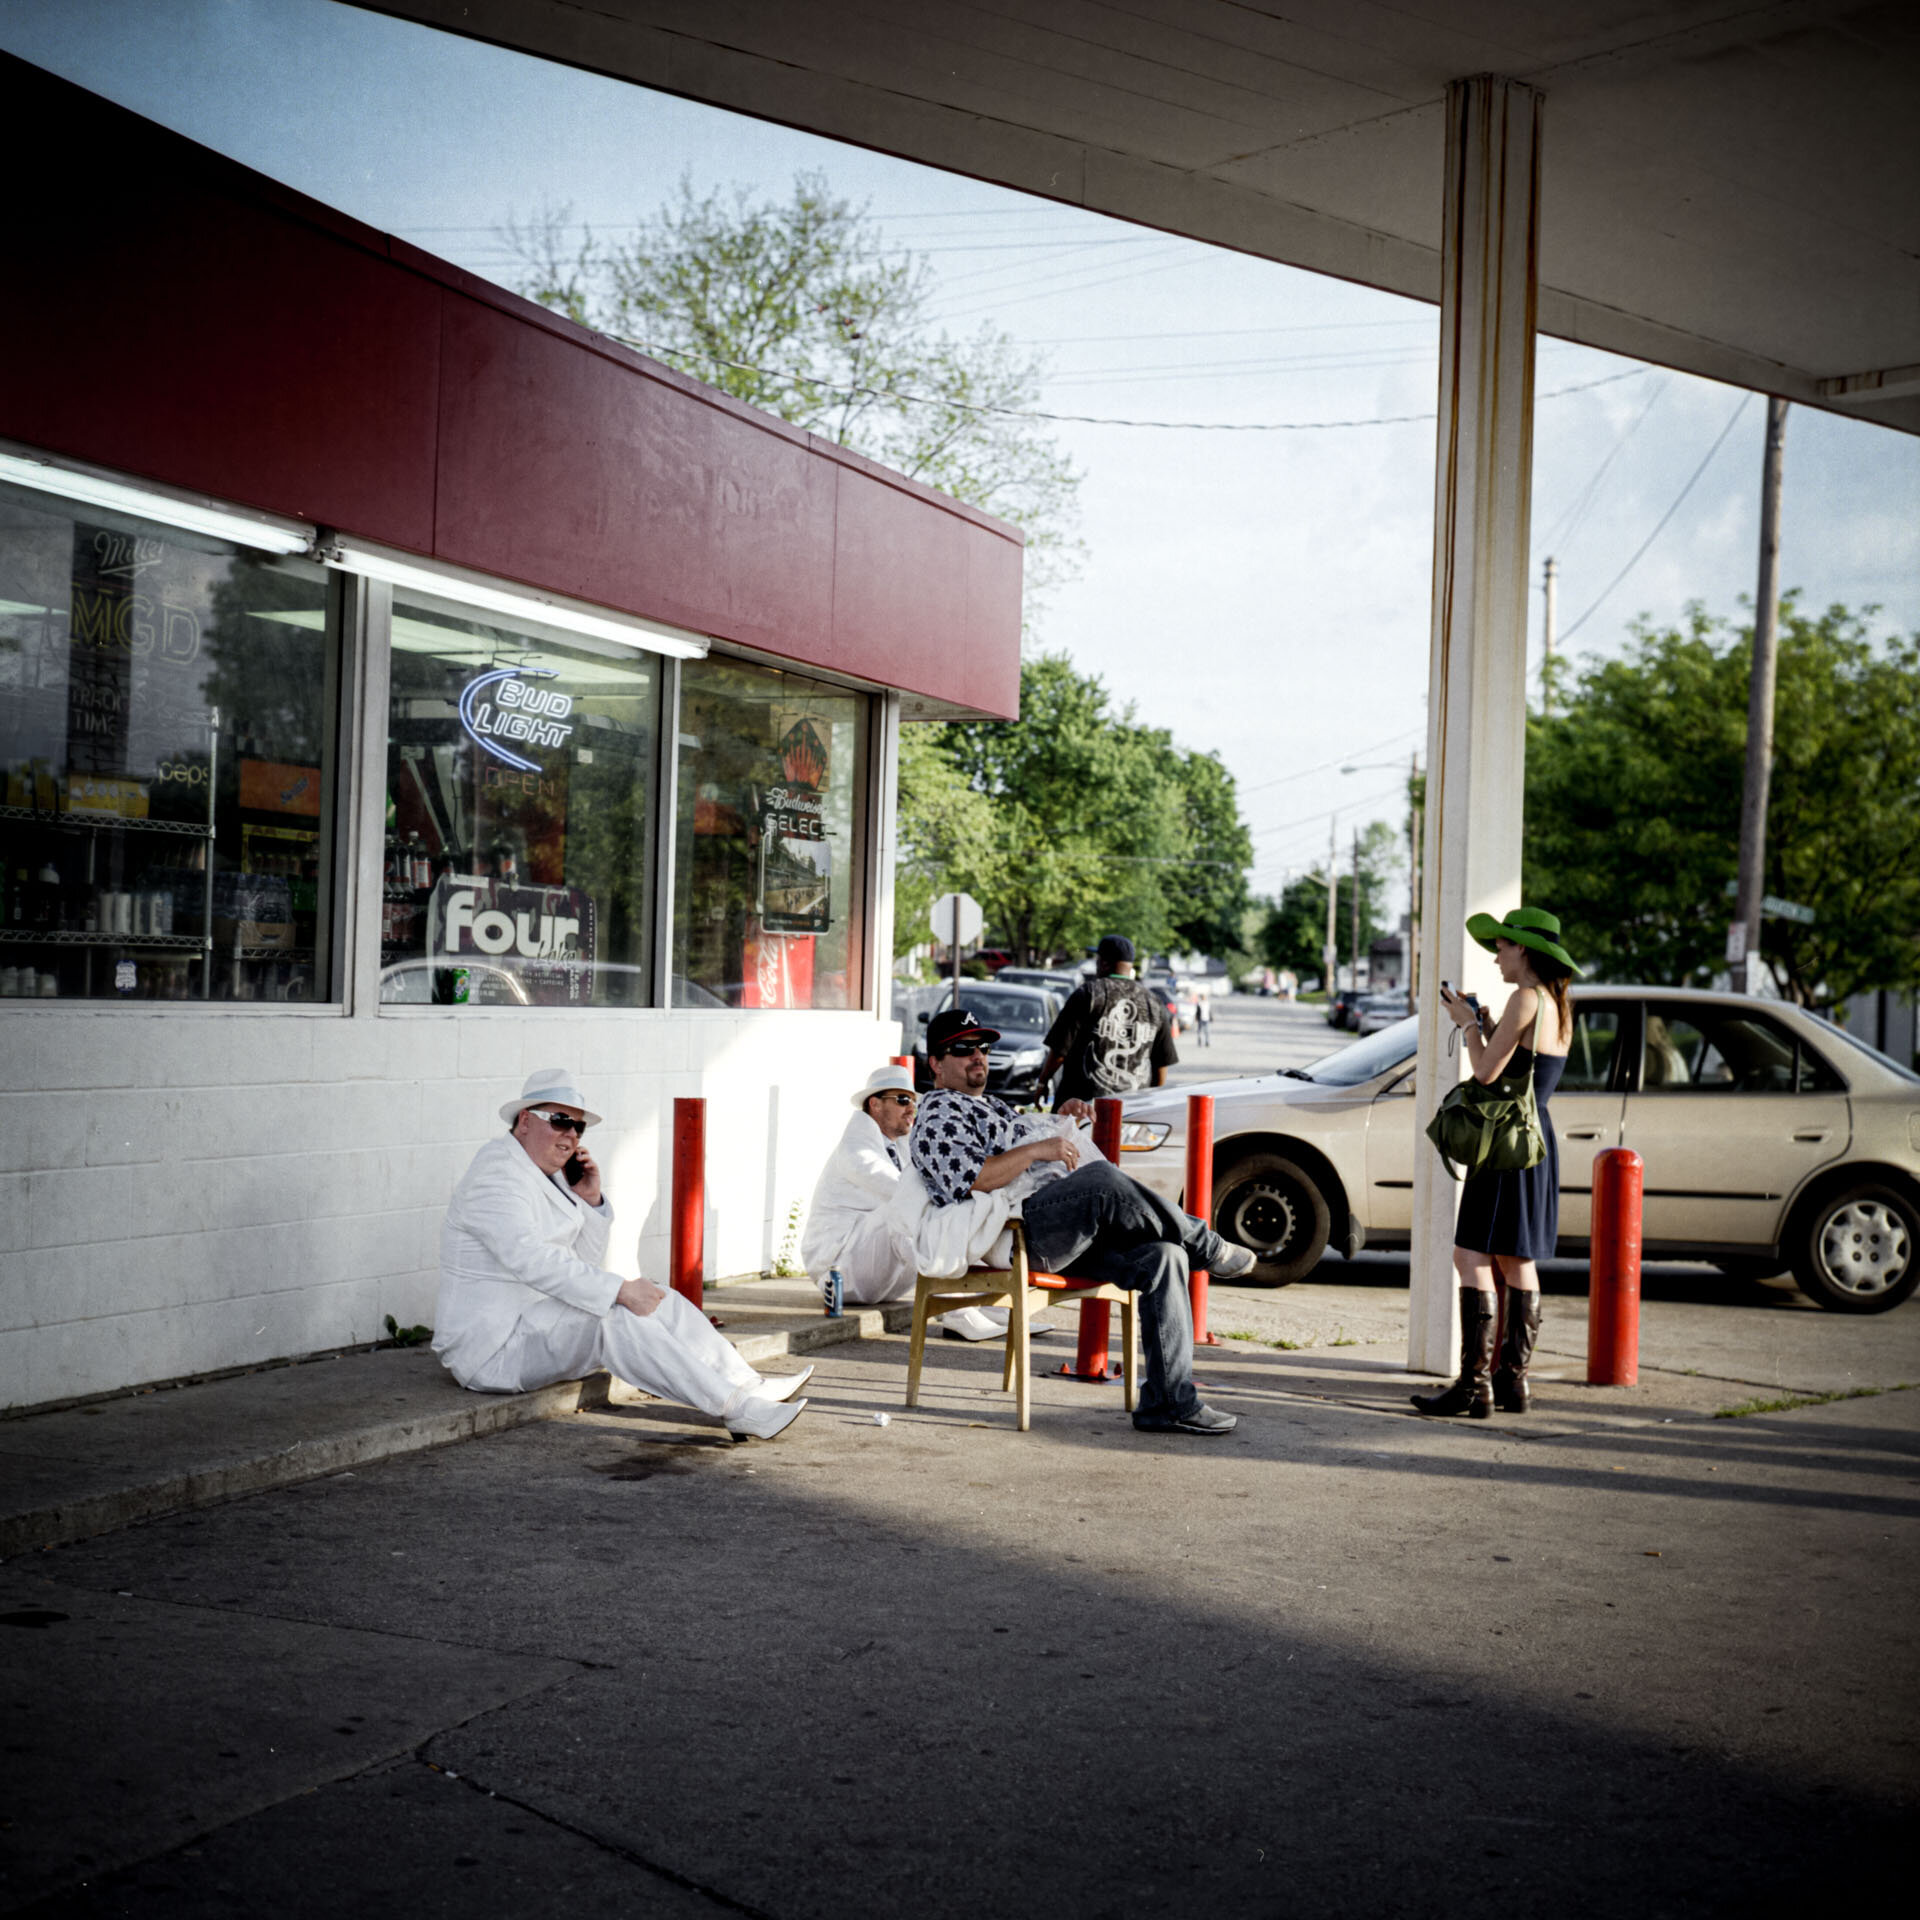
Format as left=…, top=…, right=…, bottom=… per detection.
left=1350, top=828, right=1362, bottom=992
left=1732, top=397, right=1788, bottom=994
left=1541, top=555, right=1558, bottom=715
left=1323, top=815, right=1338, bottom=993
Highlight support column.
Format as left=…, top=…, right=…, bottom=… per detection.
left=1409, top=76, right=1542, bottom=1377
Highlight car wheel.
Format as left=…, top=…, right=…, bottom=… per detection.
left=1212, top=1152, right=1331, bottom=1287
left=1789, top=1182, right=1920, bottom=1313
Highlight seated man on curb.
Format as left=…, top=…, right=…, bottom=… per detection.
left=434, top=1068, right=810, bottom=1442
left=802, top=1066, right=1011, bottom=1342
left=909, top=1008, right=1254, bottom=1436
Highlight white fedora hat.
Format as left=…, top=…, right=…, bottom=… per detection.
left=852, top=1064, right=917, bottom=1109
left=500, top=1067, right=604, bottom=1128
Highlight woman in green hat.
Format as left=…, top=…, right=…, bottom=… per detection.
left=1413, top=906, right=1581, bottom=1420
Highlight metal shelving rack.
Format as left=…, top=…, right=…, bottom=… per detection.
left=2, top=711, right=219, bottom=997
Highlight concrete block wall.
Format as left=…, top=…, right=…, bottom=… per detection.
left=0, top=1006, right=895, bottom=1412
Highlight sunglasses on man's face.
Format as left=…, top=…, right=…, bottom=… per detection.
left=880, top=1091, right=918, bottom=1106
left=939, top=1040, right=989, bottom=1058
left=526, top=1108, right=588, bottom=1135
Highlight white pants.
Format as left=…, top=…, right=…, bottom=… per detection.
left=815, top=1208, right=918, bottom=1305
left=461, top=1289, right=766, bottom=1420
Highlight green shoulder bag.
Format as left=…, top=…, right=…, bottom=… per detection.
left=1425, top=996, right=1547, bottom=1182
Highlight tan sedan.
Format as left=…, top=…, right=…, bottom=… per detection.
left=1118, top=986, right=1920, bottom=1314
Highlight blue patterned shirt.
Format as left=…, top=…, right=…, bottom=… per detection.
left=910, top=1090, right=1051, bottom=1206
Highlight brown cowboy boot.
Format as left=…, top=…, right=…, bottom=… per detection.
left=1411, top=1289, right=1496, bottom=1418
left=1493, top=1289, right=1543, bottom=1413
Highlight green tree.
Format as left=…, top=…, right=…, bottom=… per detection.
left=505, top=176, right=1081, bottom=598
left=893, top=723, right=1003, bottom=961
left=1257, top=820, right=1400, bottom=983
left=934, top=654, right=1252, bottom=964
left=1524, top=601, right=1920, bottom=1006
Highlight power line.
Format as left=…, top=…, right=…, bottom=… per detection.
left=1237, top=725, right=1425, bottom=799
left=609, top=334, right=1649, bottom=430
left=1249, top=779, right=1409, bottom=840
left=1539, top=373, right=1671, bottom=551
left=1558, top=392, right=1755, bottom=644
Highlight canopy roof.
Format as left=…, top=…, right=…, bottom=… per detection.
left=372, top=0, right=1920, bottom=434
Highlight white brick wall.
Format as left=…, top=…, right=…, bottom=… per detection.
left=0, top=1004, right=897, bottom=1411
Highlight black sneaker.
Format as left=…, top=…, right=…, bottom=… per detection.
left=1133, top=1402, right=1238, bottom=1436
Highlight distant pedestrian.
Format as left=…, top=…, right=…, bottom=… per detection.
left=1413, top=910, right=1581, bottom=1420
left=1040, top=935, right=1176, bottom=1110
left=1195, top=994, right=1212, bottom=1047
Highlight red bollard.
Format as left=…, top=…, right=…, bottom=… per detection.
left=891, top=1055, right=913, bottom=1073
left=1186, top=1093, right=1220, bottom=1345
left=1058, top=1097, right=1125, bottom=1382
left=670, top=1097, right=705, bottom=1310
left=1588, top=1147, right=1643, bottom=1385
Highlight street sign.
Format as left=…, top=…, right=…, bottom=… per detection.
left=929, top=891, right=983, bottom=949
left=1725, top=921, right=1747, bottom=965
left=1721, top=883, right=1815, bottom=925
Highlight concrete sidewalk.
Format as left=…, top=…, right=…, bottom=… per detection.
left=7, top=1253, right=1911, bottom=1561
left=0, top=1278, right=920, bottom=1556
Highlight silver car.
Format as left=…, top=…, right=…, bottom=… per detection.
left=1118, top=986, right=1920, bottom=1314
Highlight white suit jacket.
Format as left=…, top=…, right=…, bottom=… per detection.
left=800, top=1110, right=904, bottom=1274
left=434, top=1135, right=619, bottom=1381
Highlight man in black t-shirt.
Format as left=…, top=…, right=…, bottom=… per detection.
left=1041, top=935, right=1177, bottom=1111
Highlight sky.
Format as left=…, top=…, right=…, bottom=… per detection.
left=5, top=0, right=1916, bottom=909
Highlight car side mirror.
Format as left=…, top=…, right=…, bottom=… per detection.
left=917, top=1010, right=929, bottom=1024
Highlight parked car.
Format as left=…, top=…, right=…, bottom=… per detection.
left=1117, top=986, right=1920, bottom=1313
left=1142, top=979, right=1184, bottom=1034
left=1324, top=990, right=1359, bottom=1029
left=910, top=981, right=1065, bottom=1102
left=1355, top=991, right=1412, bottom=1035
left=996, top=967, right=1086, bottom=998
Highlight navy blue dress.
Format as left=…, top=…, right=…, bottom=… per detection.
left=1454, top=1049, right=1565, bottom=1260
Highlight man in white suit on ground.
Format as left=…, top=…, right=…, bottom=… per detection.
left=434, top=1068, right=809, bottom=1441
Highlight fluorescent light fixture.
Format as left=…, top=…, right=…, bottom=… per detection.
left=325, top=538, right=709, bottom=661
left=0, top=450, right=314, bottom=554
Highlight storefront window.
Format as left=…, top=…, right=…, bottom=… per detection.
left=381, top=592, right=661, bottom=1006
left=672, top=658, right=867, bottom=1009
left=0, top=483, right=335, bottom=1003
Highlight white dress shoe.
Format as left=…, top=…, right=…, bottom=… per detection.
left=751, top=1363, right=814, bottom=1403
left=727, top=1396, right=807, bottom=1441
left=938, top=1306, right=1004, bottom=1341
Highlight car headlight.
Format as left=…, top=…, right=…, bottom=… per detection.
left=1119, top=1121, right=1172, bottom=1152
left=1011, top=1046, right=1046, bottom=1067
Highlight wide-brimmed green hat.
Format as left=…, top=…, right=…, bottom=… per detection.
left=1465, top=906, right=1584, bottom=976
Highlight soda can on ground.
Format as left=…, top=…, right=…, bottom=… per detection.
left=824, top=1268, right=844, bottom=1318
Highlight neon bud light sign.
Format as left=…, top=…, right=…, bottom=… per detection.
left=459, top=666, right=575, bottom=772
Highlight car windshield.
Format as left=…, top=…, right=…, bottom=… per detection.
left=961, top=990, right=1053, bottom=1035
left=1820, top=1018, right=1920, bottom=1085
left=1297, top=1015, right=1419, bottom=1085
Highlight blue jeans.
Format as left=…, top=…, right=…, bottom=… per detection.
left=1019, top=1161, right=1229, bottom=1419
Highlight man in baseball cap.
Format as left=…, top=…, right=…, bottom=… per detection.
left=911, top=1005, right=1255, bottom=1436
left=434, top=1068, right=811, bottom=1441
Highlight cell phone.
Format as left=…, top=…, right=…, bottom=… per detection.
left=563, top=1152, right=588, bottom=1187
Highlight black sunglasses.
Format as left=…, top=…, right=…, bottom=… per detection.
left=939, top=1040, right=989, bottom=1058
left=525, top=1107, right=588, bottom=1134
left=878, top=1090, right=918, bottom=1105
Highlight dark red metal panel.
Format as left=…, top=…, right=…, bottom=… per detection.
left=831, top=462, right=1022, bottom=718
left=0, top=56, right=440, bottom=551
left=433, top=294, right=839, bottom=659
left=0, top=52, right=1024, bottom=715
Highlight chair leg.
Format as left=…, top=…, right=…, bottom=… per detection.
left=1121, top=1295, right=1137, bottom=1413
left=1012, top=1248, right=1032, bottom=1433
left=1001, top=1301, right=1018, bottom=1393
left=905, top=1281, right=934, bottom=1408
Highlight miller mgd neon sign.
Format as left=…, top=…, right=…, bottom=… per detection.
left=459, top=666, right=574, bottom=772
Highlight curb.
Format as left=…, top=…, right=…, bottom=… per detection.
left=0, top=1303, right=919, bottom=1558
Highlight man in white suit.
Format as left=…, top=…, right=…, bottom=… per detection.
left=434, top=1068, right=810, bottom=1441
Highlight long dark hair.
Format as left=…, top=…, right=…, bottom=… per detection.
left=1529, top=950, right=1573, bottom=1043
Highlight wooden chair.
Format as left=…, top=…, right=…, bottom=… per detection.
left=904, top=1220, right=1137, bottom=1431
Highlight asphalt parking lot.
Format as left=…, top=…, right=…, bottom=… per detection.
left=5, top=1220, right=1915, bottom=1918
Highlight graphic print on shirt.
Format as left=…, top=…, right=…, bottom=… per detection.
left=1079, top=977, right=1157, bottom=1094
